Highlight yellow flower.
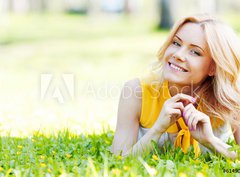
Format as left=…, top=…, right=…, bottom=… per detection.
left=0, top=167, right=3, bottom=172
left=105, top=140, right=111, bottom=145
left=40, top=163, right=46, bottom=167
left=179, top=172, right=188, bottom=177
left=6, top=168, right=13, bottom=174
left=40, top=155, right=45, bottom=160
left=203, top=164, right=209, bottom=169
left=16, top=151, right=21, bottom=155
left=235, top=159, right=240, bottom=164
left=17, top=145, right=23, bottom=149
left=66, top=153, right=72, bottom=158
left=152, top=154, right=159, bottom=161
left=123, top=166, right=130, bottom=171
left=196, top=172, right=205, bottom=177
left=112, top=168, right=121, bottom=175
left=227, top=159, right=233, bottom=164
left=47, top=168, right=52, bottom=173
left=117, top=155, right=122, bottom=160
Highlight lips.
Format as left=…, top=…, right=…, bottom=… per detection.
left=168, top=62, right=188, bottom=72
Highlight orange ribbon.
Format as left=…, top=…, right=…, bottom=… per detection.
left=167, top=118, right=200, bottom=157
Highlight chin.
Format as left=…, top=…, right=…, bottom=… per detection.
left=163, top=73, right=190, bottom=85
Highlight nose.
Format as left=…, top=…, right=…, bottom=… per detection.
left=173, top=47, right=187, bottom=62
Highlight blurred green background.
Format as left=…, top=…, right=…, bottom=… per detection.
left=0, top=0, right=240, bottom=136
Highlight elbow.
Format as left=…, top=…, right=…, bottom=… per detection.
left=111, top=144, right=131, bottom=158
left=111, top=144, right=118, bottom=155
left=111, top=143, right=122, bottom=156
left=228, top=151, right=238, bottom=160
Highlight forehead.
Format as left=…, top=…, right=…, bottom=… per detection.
left=175, top=22, right=207, bottom=47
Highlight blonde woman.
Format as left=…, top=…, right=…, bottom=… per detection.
left=111, top=14, right=240, bottom=159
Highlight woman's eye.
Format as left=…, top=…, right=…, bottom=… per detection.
left=191, top=50, right=201, bottom=56
left=172, top=41, right=181, bottom=47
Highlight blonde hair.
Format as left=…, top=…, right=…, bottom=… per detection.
left=147, top=14, right=240, bottom=129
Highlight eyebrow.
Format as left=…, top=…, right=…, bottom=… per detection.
left=174, top=35, right=205, bottom=53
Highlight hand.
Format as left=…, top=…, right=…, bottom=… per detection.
left=183, top=103, right=215, bottom=144
left=154, top=93, right=196, bottom=132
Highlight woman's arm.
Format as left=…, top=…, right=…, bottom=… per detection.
left=111, top=78, right=164, bottom=157
left=232, top=122, right=240, bottom=145
left=202, top=136, right=237, bottom=159
left=183, top=103, right=237, bottom=159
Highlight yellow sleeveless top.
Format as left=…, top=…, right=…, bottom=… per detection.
left=139, top=79, right=224, bottom=157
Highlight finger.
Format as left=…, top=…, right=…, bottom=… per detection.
left=192, top=115, right=200, bottom=131
left=188, top=112, right=196, bottom=130
left=170, top=109, right=182, bottom=117
left=182, top=110, right=190, bottom=125
left=183, top=108, right=195, bottom=126
left=184, top=108, right=194, bottom=120
left=172, top=102, right=184, bottom=112
left=170, top=109, right=182, bottom=122
left=184, top=103, right=195, bottom=112
left=171, top=93, right=196, bottom=104
left=183, top=103, right=196, bottom=117
left=182, top=96, right=199, bottom=107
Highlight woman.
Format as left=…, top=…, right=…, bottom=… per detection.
left=112, top=14, right=240, bottom=159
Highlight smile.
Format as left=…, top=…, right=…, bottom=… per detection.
left=168, top=62, right=188, bottom=72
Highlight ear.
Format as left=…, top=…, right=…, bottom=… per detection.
left=208, top=61, right=216, bottom=76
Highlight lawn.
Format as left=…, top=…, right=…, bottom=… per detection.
left=0, top=13, right=240, bottom=176
left=0, top=130, right=239, bottom=177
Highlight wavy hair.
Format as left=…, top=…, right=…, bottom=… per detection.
left=145, top=14, right=240, bottom=129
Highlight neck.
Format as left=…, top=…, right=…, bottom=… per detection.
left=168, top=82, right=201, bottom=97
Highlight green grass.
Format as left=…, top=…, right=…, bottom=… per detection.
left=0, top=13, right=240, bottom=176
left=0, top=130, right=239, bottom=177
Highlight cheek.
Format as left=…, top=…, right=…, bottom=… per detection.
left=163, top=47, right=175, bottom=61
left=190, top=59, right=212, bottom=76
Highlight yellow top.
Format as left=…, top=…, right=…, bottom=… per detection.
left=139, top=79, right=224, bottom=157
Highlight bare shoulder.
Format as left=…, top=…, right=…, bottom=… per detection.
left=123, top=78, right=142, bottom=98
left=120, top=78, right=142, bottom=118
left=112, top=78, right=143, bottom=154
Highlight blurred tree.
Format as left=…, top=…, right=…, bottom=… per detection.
left=64, top=0, right=89, bottom=14
left=124, top=0, right=130, bottom=14
left=7, top=0, right=13, bottom=12
left=29, top=0, right=47, bottom=12
left=159, top=0, right=173, bottom=29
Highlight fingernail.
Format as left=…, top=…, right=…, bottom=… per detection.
left=192, top=98, right=196, bottom=102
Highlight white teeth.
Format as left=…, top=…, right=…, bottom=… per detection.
left=170, top=63, right=185, bottom=72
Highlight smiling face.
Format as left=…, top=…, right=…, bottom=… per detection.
left=163, top=22, right=215, bottom=86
